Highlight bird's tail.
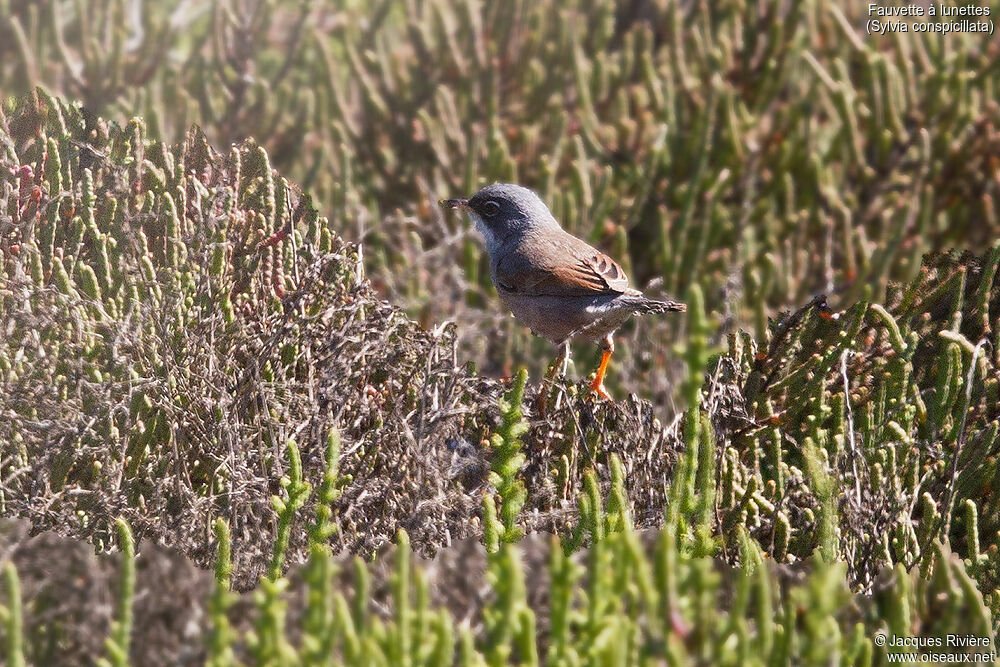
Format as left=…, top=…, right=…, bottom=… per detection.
left=624, top=295, right=687, bottom=314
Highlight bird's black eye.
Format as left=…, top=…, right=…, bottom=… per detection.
left=482, top=200, right=500, bottom=217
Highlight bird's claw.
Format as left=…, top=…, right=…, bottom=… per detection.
left=588, top=340, right=614, bottom=400
left=588, top=379, right=612, bottom=401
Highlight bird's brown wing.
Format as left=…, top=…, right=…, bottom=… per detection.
left=494, top=232, right=630, bottom=297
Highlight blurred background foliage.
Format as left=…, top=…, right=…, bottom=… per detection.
left=6, top=0, right=1000, bottom=398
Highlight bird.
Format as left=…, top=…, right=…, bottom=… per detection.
left=440, top=183, right=685, bottom=399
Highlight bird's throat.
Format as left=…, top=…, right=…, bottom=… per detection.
left=468, top=211, right=500, bottom=255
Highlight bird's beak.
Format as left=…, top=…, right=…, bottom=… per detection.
left=439, top=198, right=469, bottom=210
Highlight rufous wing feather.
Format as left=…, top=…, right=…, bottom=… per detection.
left=494, top=233, right=630, bottom=297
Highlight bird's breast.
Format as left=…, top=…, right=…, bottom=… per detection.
left=495, top=289, right=627, bottom=344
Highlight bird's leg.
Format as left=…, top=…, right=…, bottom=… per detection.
left=545, top=341, right=570, bottom=382
left=537, top=341, right=571, bottom=414
left=553, top=341, right=572, bottom=410
left=589, top=334, right=614, bottom=400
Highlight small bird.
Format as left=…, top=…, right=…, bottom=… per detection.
left=441, top=183, right=685, bottom=399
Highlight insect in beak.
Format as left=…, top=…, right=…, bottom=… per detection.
left=439, top=198, right=469, bottom=210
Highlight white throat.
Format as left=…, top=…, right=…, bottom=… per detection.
left=467, top=210, right=501, bottom=255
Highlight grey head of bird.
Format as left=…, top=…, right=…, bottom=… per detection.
left=440, top=183, right=560, bottom=254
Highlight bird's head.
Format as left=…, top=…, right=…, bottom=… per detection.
left=440, top=183, right=559, bottom=252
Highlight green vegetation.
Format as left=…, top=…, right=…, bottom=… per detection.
left=99, top=519, right=135, bottom=667
left=1, top=0, right=1000, bottom=663
left=484, top=368, right=530, bottom=552
left=0, top=427, right=994, bottom=663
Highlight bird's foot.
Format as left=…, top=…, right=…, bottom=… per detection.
left=588, top=377, right=613, bottom=400
left=588, top=336, right=614, bottom=400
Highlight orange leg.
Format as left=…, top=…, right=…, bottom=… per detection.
left=589, top=335, right=614, bottom=400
